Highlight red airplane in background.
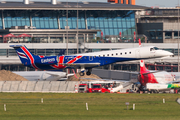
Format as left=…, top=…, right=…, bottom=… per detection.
left=138, top=59, right=175, bottom=92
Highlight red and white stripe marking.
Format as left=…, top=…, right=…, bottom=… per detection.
left=67, top=56, right=82, bottom=64
left=51, top=56, right=66, bottom=69
left=21, top=46, right=39, bottom=69
left=17, top=51, right=28, bottom=59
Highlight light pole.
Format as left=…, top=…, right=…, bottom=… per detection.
left=66, top=0, right=68, bottom=55
left=66, top=0, right=69, bottom=78
left=178, top=0, right=179, bottom=72
left=77, top=0, right=79, bottom=54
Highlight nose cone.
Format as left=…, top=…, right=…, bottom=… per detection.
left=158, top=50, right=174, bottom=57
left=163, top=51, right=174, bottom=57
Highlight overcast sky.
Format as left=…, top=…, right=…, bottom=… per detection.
left=1, top=0, right=179, bottom=7
left=62, top=0, right=178, bottom=7
left=136, top=0, right=178, bottom=7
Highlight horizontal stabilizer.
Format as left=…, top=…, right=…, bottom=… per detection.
left=10, top=45, right=23, bottom=48
left=142, top=71, right=164, bottom=75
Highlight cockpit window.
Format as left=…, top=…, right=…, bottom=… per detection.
left=150, top=47, right=160, bottom=51
left=153, top=47, right=159, bottom=50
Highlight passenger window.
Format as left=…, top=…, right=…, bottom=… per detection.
left=120, top=53, right=122, bottom=55
left=103, top=55, right=105, bottom=57
left=129, top=52, right=131, bottom=54
left=112, top=54, right=113, bottom=56
left=85, top=57, right=87, bottom=59
left=107, top=54, right=109, bottom=56
left=90, top=56, right=92, bottom=59
left=125, top=52, right=127, bottom=54
left=94, top=56, right=96, bottom=58
left=99, top=55, right=100, bottom=57
left=116, top=53, right=118, bottom=55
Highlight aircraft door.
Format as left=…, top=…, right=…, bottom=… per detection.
left=135, top=49, right=141, bottom=58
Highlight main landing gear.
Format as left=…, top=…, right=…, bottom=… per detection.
left=86, top=69, right=92, bottom=76
left=79, top=69, right=92, bottom=76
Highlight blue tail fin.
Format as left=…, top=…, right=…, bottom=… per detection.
left=10, top=45, right=37, bottom=67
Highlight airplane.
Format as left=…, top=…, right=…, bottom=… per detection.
left=138, top=59, right=176, bottom=92
left=10, top=44, right=173, bottom=76
left=13, top=71, right=68, bottom=81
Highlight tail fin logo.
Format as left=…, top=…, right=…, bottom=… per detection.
left=21, top=46, right=39, bottom=69
left=17, top=51, right=28, bottom=59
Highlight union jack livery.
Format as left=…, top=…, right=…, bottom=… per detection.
left=10, top=45, right=173, bottom=76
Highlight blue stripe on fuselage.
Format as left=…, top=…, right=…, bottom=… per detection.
left=72, top=56, right=138, bottom=66
left=33, top=55, right=139, bottom=70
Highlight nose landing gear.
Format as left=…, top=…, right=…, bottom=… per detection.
left=80, top=72, right=85, bottom=76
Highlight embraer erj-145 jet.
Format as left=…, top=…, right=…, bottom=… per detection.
left=10, top=45, right=173, bottom=76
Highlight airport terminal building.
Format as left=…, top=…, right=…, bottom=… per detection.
left=0, top=0, right=179, bottom=72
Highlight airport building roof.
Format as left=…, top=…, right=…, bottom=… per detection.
left=0, top=1, right=150, bottom=10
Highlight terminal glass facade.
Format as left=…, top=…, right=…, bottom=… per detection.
left=32, top=10, right=58, bottom=29
left=86, top=10, right=135, bottom=36
left=0, top=10, right=135, bottom=37
left=3, top=10, right=30, bottom=28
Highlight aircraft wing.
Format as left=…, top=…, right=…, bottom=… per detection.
left=46, top=72, right=66, bottom=76
left=63, top=63, right=100, bottom=68
left=122, top=79, right=138, bottom=88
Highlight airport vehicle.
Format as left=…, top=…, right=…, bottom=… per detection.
left=78, top=83, right=110, bottom=93
left=78, top=84, right=89, bottom=93
left=10, top=45, right=173, bottom=76
left=13, top=71, right=67, bottom=81
left=138, top=60, right=175, bottom=92
left=91, top=84, right=110, bottom=93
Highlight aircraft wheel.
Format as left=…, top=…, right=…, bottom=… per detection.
left=86, top=71, right=91, bottom=76
left=80, top=72, right=85, bottom=76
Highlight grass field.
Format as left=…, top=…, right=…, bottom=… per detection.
left=0, top=93, right=180, bottom=120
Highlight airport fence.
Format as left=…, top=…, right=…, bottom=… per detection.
left=0, top=81, right=79, bottom=93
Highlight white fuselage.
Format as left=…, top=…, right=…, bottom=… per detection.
left=153, top=71, right=174, bottom=84
left=72, top=46, right=173, bottom=60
